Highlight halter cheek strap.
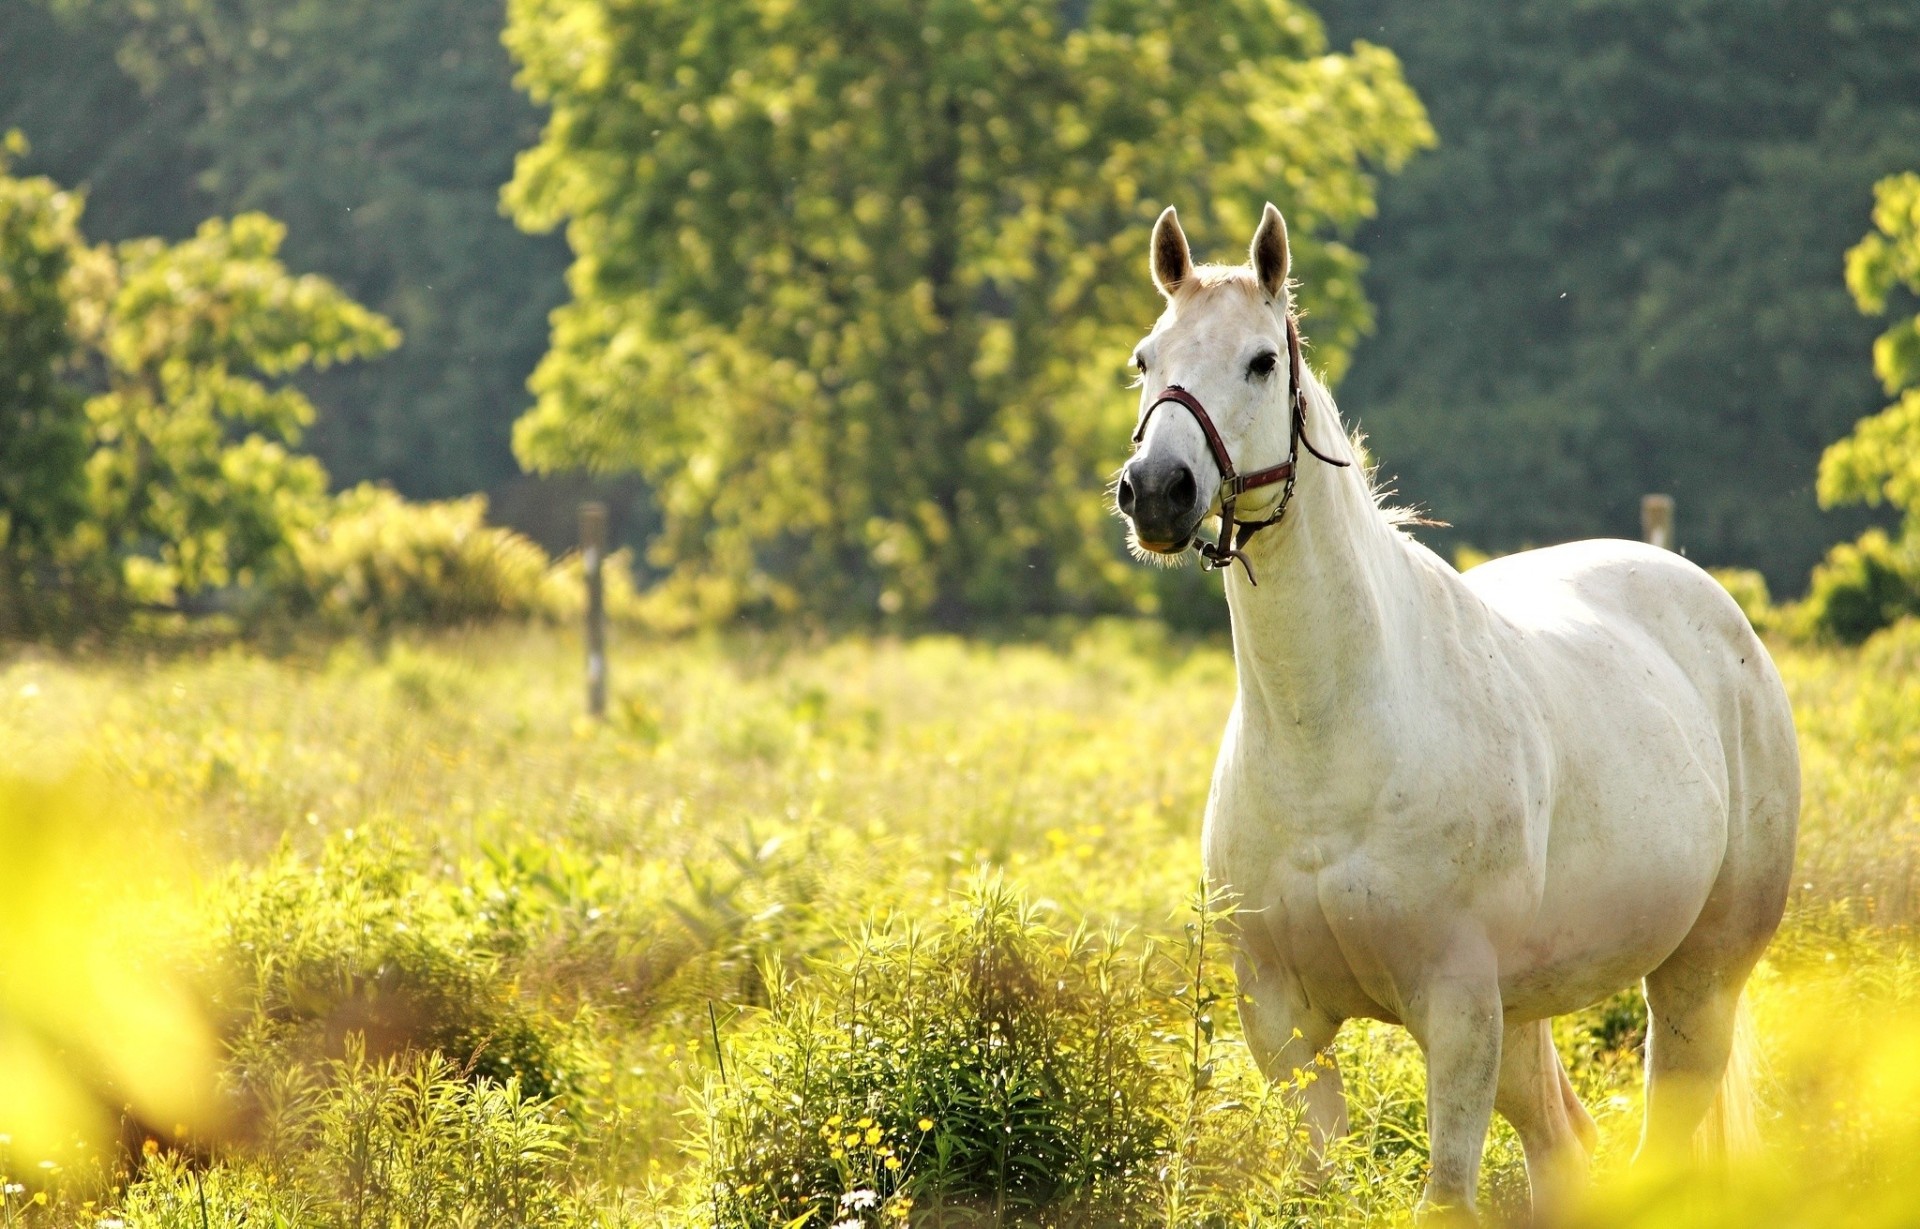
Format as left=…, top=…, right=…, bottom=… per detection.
left=1130, top=314, right=1350, bottom=585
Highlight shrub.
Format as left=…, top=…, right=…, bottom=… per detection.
left=676, top=880, right=1304, bottom=1229
left=293, top=484, right=555, bottom=629
left=120, top=1045, right=575, bottom=1229
left=1797, top=528, right=1920, bottom=644
left=209, top=835, right=570, bottom=1103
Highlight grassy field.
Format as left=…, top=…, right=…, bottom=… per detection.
left=3, top=620, right=1920, bottom=1226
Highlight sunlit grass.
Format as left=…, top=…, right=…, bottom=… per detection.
left=0, top=618, right=1917, bottom=1223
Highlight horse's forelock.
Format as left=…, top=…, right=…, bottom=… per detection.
left=1172, top=263, right=1266, bottom=305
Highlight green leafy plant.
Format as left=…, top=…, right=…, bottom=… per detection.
left=678, top=878, right=1302, bottom=1228
left=0, top=133, right=89, bottom=634
left=211, top=835, right=571, bottom=1102
left=1809, top=172, right=1920, bottom=642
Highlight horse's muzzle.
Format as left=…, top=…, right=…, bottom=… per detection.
left=1118, top=456, right=1203, bottom=551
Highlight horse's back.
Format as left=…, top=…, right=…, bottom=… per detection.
left=1460, top=539, right=1798, bottom=997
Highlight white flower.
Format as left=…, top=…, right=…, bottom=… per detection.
left=840, top=1188, right=879, bottom=1209
left=831, top=1221, right=861, bottom=1229
left=3, top=1184, right=23, bottom=1195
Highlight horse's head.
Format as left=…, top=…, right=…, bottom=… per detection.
left=1117, top=203, right=1297, bottom=561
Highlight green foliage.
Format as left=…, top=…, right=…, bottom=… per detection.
left=122, top=1047, right=574, bottom=1228
left=1802, top=171, right=1920, bottom=643
left=506, top=0, right=1431, bottom=625
left=1796, top=529, right=1920, bottom=646
left=212, top=835, right=570, bottom=1100
left=683, top=882, right=1299, bottom=1227
left=76, top=212, right=398, bottom=609
left=1822, top=172, right=1920, bottom=520
left=1316, top=0, right=1920, bottom=591
left=293, top=485, right=558, bottom=630
left=0, top=133, right=89, bottom=628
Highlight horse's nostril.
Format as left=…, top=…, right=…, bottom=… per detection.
left=1117, top=472, right=1137, bottom=515
left=1168, top=466, right=1197, bottom=511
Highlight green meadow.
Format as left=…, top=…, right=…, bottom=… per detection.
left=3, top=620, right=1920, bottom=1226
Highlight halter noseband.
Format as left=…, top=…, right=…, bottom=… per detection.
left=1130, top=313, right=1350, bottom=585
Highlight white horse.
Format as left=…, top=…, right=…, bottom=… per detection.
left=1115, top=203, right=1798, bottom=1221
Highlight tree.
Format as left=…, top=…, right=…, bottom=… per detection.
left=73, top=213, right=399, bottom=609
left=0, top=133, right=90, bottom=630
left=1313, top=0, right=1920, bottom=590
left=1821, top=172, right=1920, bottom=523
left=506, top=0, right=1431, bottom=625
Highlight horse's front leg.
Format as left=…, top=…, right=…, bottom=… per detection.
left=1406, top=950, right=1504, bottom=1223
left=1233, top=952, right=1346, bottom=1172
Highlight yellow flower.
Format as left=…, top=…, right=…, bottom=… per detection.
left=917, top=1118, right=933, bottom=1131
left=864, top=1126, right=882, bottom=1145
left=884, top=1156, right=902, bottom=1171
left=844, top=1132, right=860, bottom=1146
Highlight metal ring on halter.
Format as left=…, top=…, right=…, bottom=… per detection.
left=1130, top=314, right=1350, bottom=585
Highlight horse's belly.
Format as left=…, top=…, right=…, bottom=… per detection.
left=1499, top=757, right=1730, bottom=1017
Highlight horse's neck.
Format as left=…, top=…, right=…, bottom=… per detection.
left=1223, top=378, right=1426, bottom=740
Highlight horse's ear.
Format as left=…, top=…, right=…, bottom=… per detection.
left=1251, top=202, right=1290, bottom=303
left=1151, top=206, right=1193, bottom=298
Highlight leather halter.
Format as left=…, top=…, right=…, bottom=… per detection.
left=1130, top=313, right=1350, bottom=585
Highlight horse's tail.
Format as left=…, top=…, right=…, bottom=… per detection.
left=1696, top=994, right=1761, bottom=1157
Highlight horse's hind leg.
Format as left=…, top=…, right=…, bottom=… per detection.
left=1495, top=1019, right=1594, bottom=1220
left=1637, top=952, right=1754, bottom=1160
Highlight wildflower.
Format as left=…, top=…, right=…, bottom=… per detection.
left=826, top=1114, right=843, bottom=1127
left=843, top=1131, right=860, bottom=1146
left=864, top=1126, right=882, bottom=1145
left=884, top=1156, right=902, bottom=1171
left=832, top=1221, right=860, bottom=1229
left=917, top=1118, right=933, bottom=1131
left=841, top=1189, right=879, bottom=1209
left=141, top=1140, right=159, bottom=1158
left=2, top=1183, right=23, bottom=1195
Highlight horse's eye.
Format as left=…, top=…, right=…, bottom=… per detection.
left=1132, top=353, right=1147, bottom=374
left=1247, top=351, right=1278, bottom=379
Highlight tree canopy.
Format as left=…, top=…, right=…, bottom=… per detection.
left=507, top=0, right=1431, bottom=623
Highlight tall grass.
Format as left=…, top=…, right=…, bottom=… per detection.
left=0, top=618, right=1918, bottom=1224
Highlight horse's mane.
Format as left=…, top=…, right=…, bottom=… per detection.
left=1297, top=369, right=1431, bottom=533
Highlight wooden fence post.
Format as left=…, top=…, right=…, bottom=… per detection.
left=1641, top=494, right=1674, bottom=551
left=581, top=502, right=608, bottom=718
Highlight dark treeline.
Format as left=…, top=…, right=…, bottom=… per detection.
left=5, top=0, right=1916, bottom=594
left=1318, top=0, right=1920, bottom=590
